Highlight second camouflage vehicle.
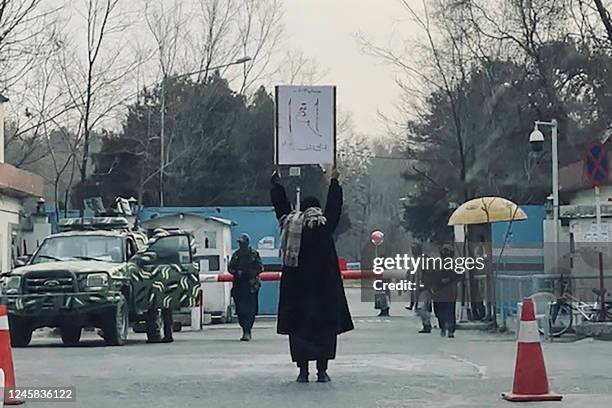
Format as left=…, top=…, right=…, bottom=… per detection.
left=1, top=217, right=200, bottom=347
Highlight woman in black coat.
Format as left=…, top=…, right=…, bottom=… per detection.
left=271, top=168, right=354, bottom=383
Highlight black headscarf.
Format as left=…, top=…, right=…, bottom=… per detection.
left=301, top=196, right=321, bottom=210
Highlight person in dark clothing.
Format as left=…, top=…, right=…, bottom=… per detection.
left=270, top=167, right=354, bottom=383
left=229, top=233, right=263, bottom=341
left=416, top=250, right=435, bottom=334
left=406, top=243, right=423, bottom=311
left=144, top=307, right=174, bottom=343
left=432, top=246, right=458, bottom=338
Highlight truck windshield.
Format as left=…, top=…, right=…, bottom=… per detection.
left=31, top=235, right=125, bottom=264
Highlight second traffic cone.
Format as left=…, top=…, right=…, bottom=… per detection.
left=501, top=298, right=562, bottom=402
left=0, top=306, right=24, bottom=405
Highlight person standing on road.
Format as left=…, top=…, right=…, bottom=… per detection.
left=145, top=229, right=176, bottom=344
left=415, top=248, right=434, bottom=334
left=405, top=243, right=423, bottom=311
left=229, top=233, right=263, bottom=342
left=374, top=281, right=391, bottom=316
left=433, top=246, right=458, bottom=338
left=271, top=167, right=354, bottom=383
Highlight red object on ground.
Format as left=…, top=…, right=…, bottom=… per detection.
left=338, top=257, right=348, bottom=271
left=0, top=305, right=24, bottom=405
left=501, top=298, right=562, bottom=402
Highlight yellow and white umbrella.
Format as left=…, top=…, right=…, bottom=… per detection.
left=448, top=196, right=527, bottom=226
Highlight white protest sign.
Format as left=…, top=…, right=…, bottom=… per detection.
left=275, top=85, right=336, bottom=165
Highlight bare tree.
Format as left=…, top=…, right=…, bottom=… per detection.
left=592, top=0, right=612, bottom=45
left=1, top=0, right=66, bottom=168
left=183, top=0, right=284, bottom=93
left=0, top=0, right=61, bottom=90
left=274, top=49, right=328, bottom=85
left=235, top=0, right=283, bottom=94
left=360, top=0, right=474, bottom=202
left=144, top=0, right=186, bottom=78
left=192, top=0, right=239, bottom=83
left=53, top=0, right=144, bottom=198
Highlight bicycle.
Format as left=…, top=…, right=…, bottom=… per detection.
left=547, top=279, right=612, bottom=337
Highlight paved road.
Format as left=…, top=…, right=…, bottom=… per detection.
left=11, top=288, right=612, bottom=407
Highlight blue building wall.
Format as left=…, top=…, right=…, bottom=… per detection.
left=491, top=205, right=546, bottom=245
left=490, top=205, right=546, bottom=275
left=489, top=205, right=546, bottom=318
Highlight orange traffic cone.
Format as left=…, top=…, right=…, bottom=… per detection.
left=0, top=306, right=24, bottom=405
left=1, top=368, right=5, bottom=408
left=501, top=298, right=562, bottom=402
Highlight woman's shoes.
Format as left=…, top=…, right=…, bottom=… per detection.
left=377, top=308, right=390, bottom=317
left=296, top=371, right=331, bottom=383
left=316, top=372, right=331, bottom=383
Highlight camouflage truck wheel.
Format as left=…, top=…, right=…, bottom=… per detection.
left=102, top=294, right=128, bottom=346
left=9, top=316, right=33, bottom=347
left=60, top=326, right=82, bottom=346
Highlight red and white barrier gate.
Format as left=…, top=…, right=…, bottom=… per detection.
left=210, top=270, right=373, bottom=282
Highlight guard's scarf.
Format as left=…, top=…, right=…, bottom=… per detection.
left=280, top=207, right=327, bottom=267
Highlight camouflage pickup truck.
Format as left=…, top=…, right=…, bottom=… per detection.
left=0, top=218, right=200, bottom=347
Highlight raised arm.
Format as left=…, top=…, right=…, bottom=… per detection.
left=270, top=171, right=292, bottom=220
left=324, top=173, right=343, bottom=233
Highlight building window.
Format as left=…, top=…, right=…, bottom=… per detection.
left=199, top=255, right=220, bottom=271
left=202, top=231, right=217, bottom=249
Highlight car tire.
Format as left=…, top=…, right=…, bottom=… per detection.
left=8, top=316, right=33, bottom=347
left=132, top=321, right=147, bottom=333
left=60, top=326, right=82, bottom=346
left=102, top=294, right=128, bottom=346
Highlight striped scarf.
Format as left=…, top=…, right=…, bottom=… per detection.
left=280, top=207, right=327, bottom=267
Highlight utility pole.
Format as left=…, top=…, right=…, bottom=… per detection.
left=160, top=76, right=166, bottom=207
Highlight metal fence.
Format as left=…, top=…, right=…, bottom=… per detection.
left=473, top=273, right=612, bottom=330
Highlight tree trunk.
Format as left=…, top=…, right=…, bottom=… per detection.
left=594, top=0, right=612, bottom=46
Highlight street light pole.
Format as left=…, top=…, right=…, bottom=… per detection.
left=160, top=76, right=166, bottom=207
left=158, top=56, right=251, bottom=207
left=533, top=119, right=559, bottom=271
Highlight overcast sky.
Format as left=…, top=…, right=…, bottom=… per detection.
left=43, top=0, right=415, bottom=137
left=283, top=0, right=412, bottom=137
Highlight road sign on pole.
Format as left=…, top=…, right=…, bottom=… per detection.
left=584, top=142, right=609, bottom=187
left=584, top=142, right=610, bottom=317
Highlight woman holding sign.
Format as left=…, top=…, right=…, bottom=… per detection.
left=270, top=167, right=353, bottom=383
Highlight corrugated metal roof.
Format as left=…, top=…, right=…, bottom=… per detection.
left=140, top=212, right=235, bottom=226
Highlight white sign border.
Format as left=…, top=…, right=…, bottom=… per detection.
left=274, top=85, right=337, bottom=166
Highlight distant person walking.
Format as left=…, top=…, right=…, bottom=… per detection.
left=405, top=243, right=423, bottom=311
left=433, top=246, right=458, bottom=338
left=271, top=167, right=354, bottom=383
left=415, top=248, right=434, bottom=334
left=229, top=233, right=263, bottom=341
left=375, top=285, right=391, bottom=316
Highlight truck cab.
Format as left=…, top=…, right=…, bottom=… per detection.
left=0, top=217, right=199, bottom=347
